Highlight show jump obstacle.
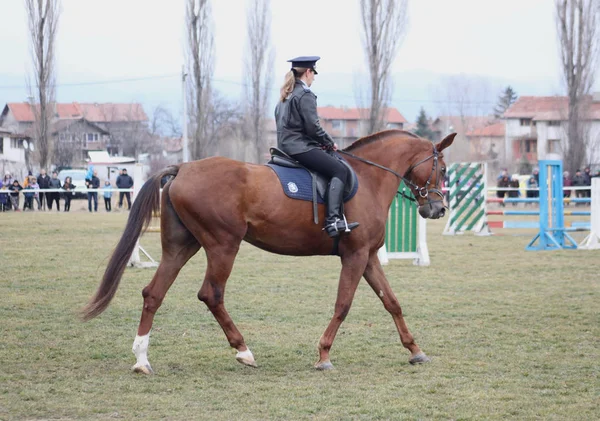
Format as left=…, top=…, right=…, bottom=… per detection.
left=442, top=162, right=490, bottom=236
left=443, top=160, right=596, bottom=251
left=379, top=182, right=430, bottom=266
left=525, top=160, right=577, bottom=251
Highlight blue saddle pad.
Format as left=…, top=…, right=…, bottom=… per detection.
left=266, top=164, right=358, bottom=204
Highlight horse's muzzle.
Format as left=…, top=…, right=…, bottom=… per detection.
left=418, top=201, right=446, bottom=219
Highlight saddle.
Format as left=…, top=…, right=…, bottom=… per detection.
left=266, top=148, right=358, bottom=224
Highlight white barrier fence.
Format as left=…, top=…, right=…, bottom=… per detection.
left=579, top=178, right=600, bottom=250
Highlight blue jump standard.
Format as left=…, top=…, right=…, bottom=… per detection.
left=526, top=160, right=577, bottom=251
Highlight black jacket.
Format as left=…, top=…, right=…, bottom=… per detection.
left=37, top=174, right=50, bottom=189
left=275, top=80, right=334, bottom=155
left=116, top=174, right=133, bottom=189
left=86, top=176, right=100, bottom=190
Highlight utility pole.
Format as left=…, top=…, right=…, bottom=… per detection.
left=182, top=65, right=189, bottom=163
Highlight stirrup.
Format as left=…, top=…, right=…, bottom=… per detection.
left=323, top=217, right=359, bottom=238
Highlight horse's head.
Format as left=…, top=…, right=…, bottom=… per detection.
left=404, top=133, right=456, bottom=219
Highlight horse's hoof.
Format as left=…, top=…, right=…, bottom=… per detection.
left=132, top=363, right=154, bottom=374
left=409, top=352, right=431, bottom=365
left=236, top=349, right=257, bottom=367
left=314, top=360, right=334, bottom=370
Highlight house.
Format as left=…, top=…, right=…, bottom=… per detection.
left=465, top=122, right=506, bottom=173
left=0, top=127, right=32, bottom=178
left=503, top=94, right=600, bottom=169
left=317, top=107, right=407, bottom=149
left=0, top=102, right=149, bottom=164
left=52, top=118, right=111, bottom=167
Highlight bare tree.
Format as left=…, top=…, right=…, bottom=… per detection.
left=150, top=105, right=181, bottom=138
left=25, top=0, right=60, bottom=169
left=243, top=0, right=274, bottom=163
left=555, top=0, right=600, bottom=173
left=433, top=74, right=495, bottom=164
left=359, top=0, right=408, bottom=134
left=186, top=0, right=214, bottom=160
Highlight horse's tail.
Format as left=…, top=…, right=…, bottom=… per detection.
left=81, top=165, right=180, bottom=321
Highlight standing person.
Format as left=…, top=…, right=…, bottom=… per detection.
left=275, top=56, right=358, bottom=237
left=86, top=170, right=100, bottom=212
left=526, top=175, right=538, bottom=199
left=0, top=178, right=7, bottom=212
left=22, top=171, right=32, bottom=188
left=563, top=171, right=572, bottom=200
left=496, top=174, right=511, bottom=206
left=23, top=181, right=35, bottom=211
left=28, top=176, right=41, bottom=210
left=583, top=167, right=592, bottom=198
left=47, top=171, right=62, bottom=211
left=103, top=180, right=113, bottom=212
left=508, top=175, right=520, bottom=206
left=572, top=169, right=586, bottom=205
left=1, top=172, right=13, bottom=211
left=8, top=179, right=23, bottom=211
left=116, top=168, right=133, bottom=210
left=37, top=169, right=50, bottom=210
left=62, top=176, right=76, bottom=212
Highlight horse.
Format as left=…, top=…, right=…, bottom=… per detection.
left=83, top=129, right=455, bottom=374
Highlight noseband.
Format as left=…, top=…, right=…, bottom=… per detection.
left=337, top=146, right=445, bottom=206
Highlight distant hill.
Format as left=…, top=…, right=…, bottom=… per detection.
left=1, top=70, right=563, bottom=125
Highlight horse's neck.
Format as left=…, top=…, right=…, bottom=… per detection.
left=353, top=139, right=420, bottom=203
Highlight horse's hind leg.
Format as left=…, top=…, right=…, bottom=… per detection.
left=196, top=241, right=257, bottom=367
left=362, top=252, right=430, bottom=365
left=132, top=188, right=201, bottom=374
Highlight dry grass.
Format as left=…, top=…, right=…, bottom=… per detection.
left=0, top=210, right=598, bottom=420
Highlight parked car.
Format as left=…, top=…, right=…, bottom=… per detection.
left=58, top=169, right=88, bottom=199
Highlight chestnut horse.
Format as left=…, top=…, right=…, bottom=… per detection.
left=83, top=130, right=455, bottom=373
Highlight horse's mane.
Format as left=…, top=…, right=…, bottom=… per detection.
left=343, top=129, right=422, bottom=152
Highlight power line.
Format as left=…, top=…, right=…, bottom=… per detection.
left=0, top=72, right=496, bottom=106
left=0, top=73, right=179, bottom=89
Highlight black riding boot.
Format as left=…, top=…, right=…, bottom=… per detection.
left=324, top=177, right=359, bottom=238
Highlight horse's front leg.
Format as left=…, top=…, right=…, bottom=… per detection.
left=315, top=250, right=368, bottom=370
left=363, top=252, right=430, bottom=364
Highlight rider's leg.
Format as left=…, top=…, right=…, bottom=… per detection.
left=291, top=148, right=359, bottom=237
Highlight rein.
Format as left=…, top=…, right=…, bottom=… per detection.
left=337, top=147, right=445, bottom=204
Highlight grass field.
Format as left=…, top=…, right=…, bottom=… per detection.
left=1, top=211, right=599, bottom=420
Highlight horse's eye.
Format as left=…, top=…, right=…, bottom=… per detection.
left=441, top=166, right=446, bottom=175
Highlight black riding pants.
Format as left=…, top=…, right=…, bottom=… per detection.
left=291, top=148, right=350, bottom=185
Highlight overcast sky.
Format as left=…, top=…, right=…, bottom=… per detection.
left=1, top=0, right=598, bottom=121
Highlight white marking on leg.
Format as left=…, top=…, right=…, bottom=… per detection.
left=379, top=290, right=384, bottom=297
left=235, top=348, right=257, bottom=367
left=132, top=334, right=150, bottom=368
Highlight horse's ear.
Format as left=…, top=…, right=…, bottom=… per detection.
left=435, top=133, right=456, bottom=152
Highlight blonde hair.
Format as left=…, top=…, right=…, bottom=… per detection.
left=279, top=68, right=309, bottom=102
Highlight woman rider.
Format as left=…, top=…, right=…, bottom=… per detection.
left=274, top=56, right=359, bottom=238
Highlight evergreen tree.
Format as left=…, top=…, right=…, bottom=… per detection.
left=414, top=107, right=434, bottom=140
left=494, top=86, right=518, bottom=118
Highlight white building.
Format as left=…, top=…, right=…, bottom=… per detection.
left=503, top=94, right=600, bottom=170
left=0, top=127, right=30, bottom=178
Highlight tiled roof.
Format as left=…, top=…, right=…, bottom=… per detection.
left=503, top=96, right=600, bottom=120
left=318, top=106, right=407, bottom=123
left=4, top=102, right=148, bottom=123
left=466, top=122, right=505, bottom=137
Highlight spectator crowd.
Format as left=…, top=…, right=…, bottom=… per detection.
left=495, top=166, right=599, bottom=206
left=0, top=168, right=134, bottom=213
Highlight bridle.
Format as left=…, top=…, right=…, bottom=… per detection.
left=337, top=145, right=446, bottom=207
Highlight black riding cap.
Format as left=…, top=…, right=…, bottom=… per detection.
left=287, top=56, right=320, bottom=74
